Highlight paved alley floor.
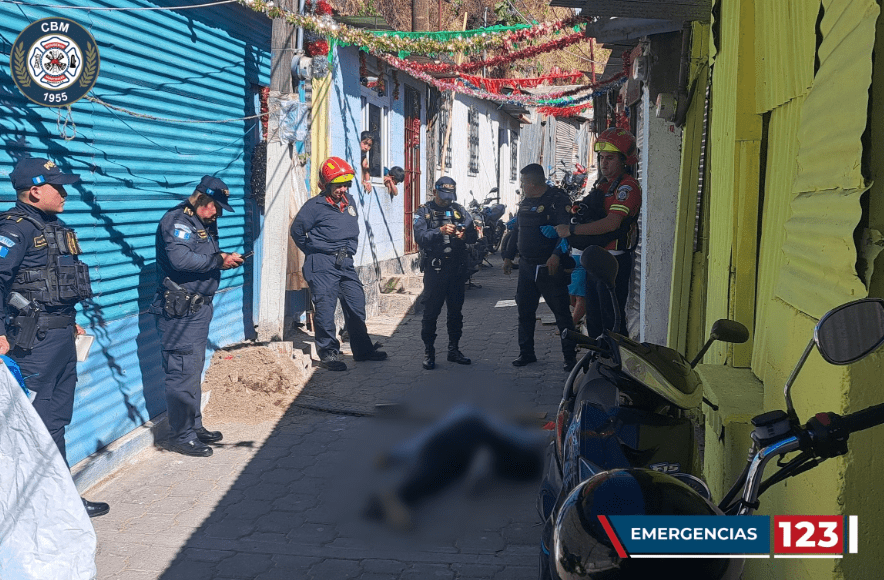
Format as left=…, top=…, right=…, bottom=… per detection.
left=90, top=254, right=573, bottom=580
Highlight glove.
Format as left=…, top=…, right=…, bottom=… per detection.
left=540, top=225, right=558, bottom=238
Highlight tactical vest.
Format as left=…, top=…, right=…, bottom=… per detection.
left=568, top=174, right=638, bottom=251
left=3, top=211, right=93, bottom=307
left=419, top=203, right=469, bottom=260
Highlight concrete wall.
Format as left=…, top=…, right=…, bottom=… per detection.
left=637, top=86, right=683, bottom=345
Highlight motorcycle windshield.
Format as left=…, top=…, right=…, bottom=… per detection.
left=612, top=335, right=703, bottom=409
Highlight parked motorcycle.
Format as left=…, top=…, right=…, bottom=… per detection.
left=539, top=247, right=884, bottom=579
left=557, top=160, right=588, bottom=200
left=476, top=187, right=507, bottom=254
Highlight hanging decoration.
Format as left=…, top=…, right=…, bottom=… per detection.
left=460, top=71, right=584, bottom=94
left=238, top=0, right=586, bottom=57
left=386, top=30, right=590, bottom=75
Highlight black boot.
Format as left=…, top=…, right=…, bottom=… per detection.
left=423, top=345, right=435, bottom=370
left=447, top=342, right=471, bottom=365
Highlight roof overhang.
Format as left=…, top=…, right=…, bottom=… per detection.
left=584, top=17, right=684, bottom=44
left=551, top=0, right=710, bottom=22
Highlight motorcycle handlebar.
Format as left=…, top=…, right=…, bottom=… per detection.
left=838, top=402, right=884, bottom=435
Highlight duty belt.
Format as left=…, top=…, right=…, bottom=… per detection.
left=37, top=313, right=76, bottom=330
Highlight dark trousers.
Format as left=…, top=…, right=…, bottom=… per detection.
left=584, top=252, right=633, bottom=338
left=304, top=253, right=373, bottom=358
left=516, top=261, right=576, bottom=359
left=14, top=326, right=78, bottom=465
left=420, top=260, right=468, bottom=349
left=155, top=303, right=212, bottom=445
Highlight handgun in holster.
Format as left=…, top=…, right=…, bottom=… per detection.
left=7, top=291, right=40, bottom=351
left=333, top=248, right=348, bottom=268
left=162, top=277, right=204, bottom=318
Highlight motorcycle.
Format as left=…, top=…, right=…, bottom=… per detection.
left=557, top=160, right=588, bottom=200
left=476, top=187, right=507, bottom=254
left=539, top=247, right=884, bottom=579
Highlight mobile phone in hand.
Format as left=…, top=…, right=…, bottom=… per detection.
left=240, top=251, right=254, bottom=259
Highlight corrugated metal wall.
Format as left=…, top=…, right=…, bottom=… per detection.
left=0, top=1, right=271, bottom=465
left=755, top=0, right=817, bottom=114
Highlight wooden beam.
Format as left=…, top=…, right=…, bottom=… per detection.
left=551, top=0, right=711, bottom=23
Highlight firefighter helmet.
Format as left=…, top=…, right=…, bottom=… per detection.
left=594, top=128, right=638, bottom=165
left=319, top=156, right=356, bottom=186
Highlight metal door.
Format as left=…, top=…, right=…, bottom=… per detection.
left=404, top=85, right=422, bottom=253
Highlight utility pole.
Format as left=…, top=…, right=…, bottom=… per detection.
left=412, top=0, right=429, bottom=31
left=259, top=0, right=307, bottom=342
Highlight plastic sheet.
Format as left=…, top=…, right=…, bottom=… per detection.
left=0, top=362, right=97, bottom=580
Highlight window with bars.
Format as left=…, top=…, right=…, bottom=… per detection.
left=437, top=94, right=452, bottom=169
left=468, top=105, right=479, bottom=175
left=510, top=129, right=518, bottom=182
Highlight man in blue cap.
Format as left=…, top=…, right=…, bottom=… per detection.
left=412, top=177, right=477, bottom=370
left=151, top=175, right=243, bottom=457
left=0, top=157, right=108, bottom=517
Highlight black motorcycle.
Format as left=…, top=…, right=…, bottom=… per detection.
left=537, top=246, right=748, bottom=579
left=557, top=161, right=588, bottom=200
left=539, top=248, right=884, bottom=579
left=478, top=187, right=507, bottom=254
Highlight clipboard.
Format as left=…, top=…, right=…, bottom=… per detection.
left=75, top=334, right=94, bottom=362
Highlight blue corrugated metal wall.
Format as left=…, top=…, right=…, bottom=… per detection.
left=0, top=1, right=271, bottom=465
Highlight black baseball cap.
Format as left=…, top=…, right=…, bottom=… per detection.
left=10, top=158, right=80, bottom=191
left=434, top=176, right=457, bottom=201
left=195, top=175, right=233, bottom=212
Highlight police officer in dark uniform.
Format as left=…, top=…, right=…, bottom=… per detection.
left=501, top=164, right=577, bottom=371
left=0, top=157, right=108, bottom=517
left=413, top=177, right=477, bottom=370
left=291, top=156, right=387, bottom=371
left=152, top=176, right=242, bottom=457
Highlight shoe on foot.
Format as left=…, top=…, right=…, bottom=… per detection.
left=563, top=357, right=577, bottom=372
left=512, top=354, right=538, bottom=367
left=447, top=349, right=471, bottom=365
left=353, top=349, right=387, bottom=361
left=169, top=439, right=213, bottom=457
left=363, top=490, right=412, bottom=531
left=82, top=497, right=110, bottom=518
left=195, top=426, right=223, bottom=443
left=317, top=351, right=347, bottom=371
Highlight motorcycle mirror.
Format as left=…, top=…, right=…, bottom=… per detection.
left=782, top=298, right=884, bottom=423
left=815, top=298, right=884, bottom=365
left=489, top=187, right=498, bottom=194
left=688, top=319, right=750, bottom=368
left=711, top=319, right=749, bottom=344
left=580, top=246, right=618, bottom=290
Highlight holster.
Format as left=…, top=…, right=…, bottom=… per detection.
left=162, top=278, right=205, bottom=318
left=8, top=314, right=39, bottom=352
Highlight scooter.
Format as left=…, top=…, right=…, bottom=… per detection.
left=540, top=248, right=884, bottom=579
left=537, top=246, right=749, bottom=578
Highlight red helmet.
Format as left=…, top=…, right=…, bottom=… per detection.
left=594, top=128, right=638, bottom=165
left=319, top=156, right=356, bottom=186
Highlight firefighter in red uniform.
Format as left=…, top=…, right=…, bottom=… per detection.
left=556, top=128, right=641, bottom=338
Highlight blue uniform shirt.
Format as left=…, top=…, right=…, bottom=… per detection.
left=155, top=202, right=223, bottom=297
left=0, top=201, right=78, bottom=335
left=291, top=193, right=359, bottom=256
left=413, top=201, right=477, bottom=260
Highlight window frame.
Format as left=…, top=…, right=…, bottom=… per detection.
left=360, top=85, right=390, bottom=183
left=468, top=105, right=479, bottom=175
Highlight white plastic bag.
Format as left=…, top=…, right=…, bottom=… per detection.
left=0, top=363, right=97, bottom=580
left=279, top=99, right=309, bottom=144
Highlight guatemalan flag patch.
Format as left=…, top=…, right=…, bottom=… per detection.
left=174, top=229, right=191, bottom=240
left=0, top=247, right=8, bottom=258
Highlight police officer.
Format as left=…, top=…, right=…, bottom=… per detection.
left=152, top=176, right=242, bottom=457
left=501, top=164, right=577, bottom=372
left=413, top=177, right=477, bottom=370
left=556, top=128, right=641, bottom=338
left=291, top=156, right=387, bottom=371
left=0, top=157, right=108, bottom=517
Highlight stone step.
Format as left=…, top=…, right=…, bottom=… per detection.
left=378, top=291, right=422, bottom=315
left=379, top=275, right=423, bottom=294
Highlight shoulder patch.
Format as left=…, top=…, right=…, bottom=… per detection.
left=0, top=235, right=16, bottom=248
left=196, top=229, right=208, bottom=239
left=173, top=229, right=191, bottom=240
left=34, top=234, right=47, bottom=248
left=616, top=185, right=633, bottom=201
left=173, top=222, right=193, bottom=232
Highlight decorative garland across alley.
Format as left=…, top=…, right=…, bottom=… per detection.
left=460, top=71, right=584, bottom=94
left=238, top=0, right=587, bottom=57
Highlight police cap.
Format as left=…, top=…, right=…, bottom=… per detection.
left=10, top=158, right=80, bottom=191
left=196, top=175, right=233, bottom=212
left=434, top=176, right=457, bottom=201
